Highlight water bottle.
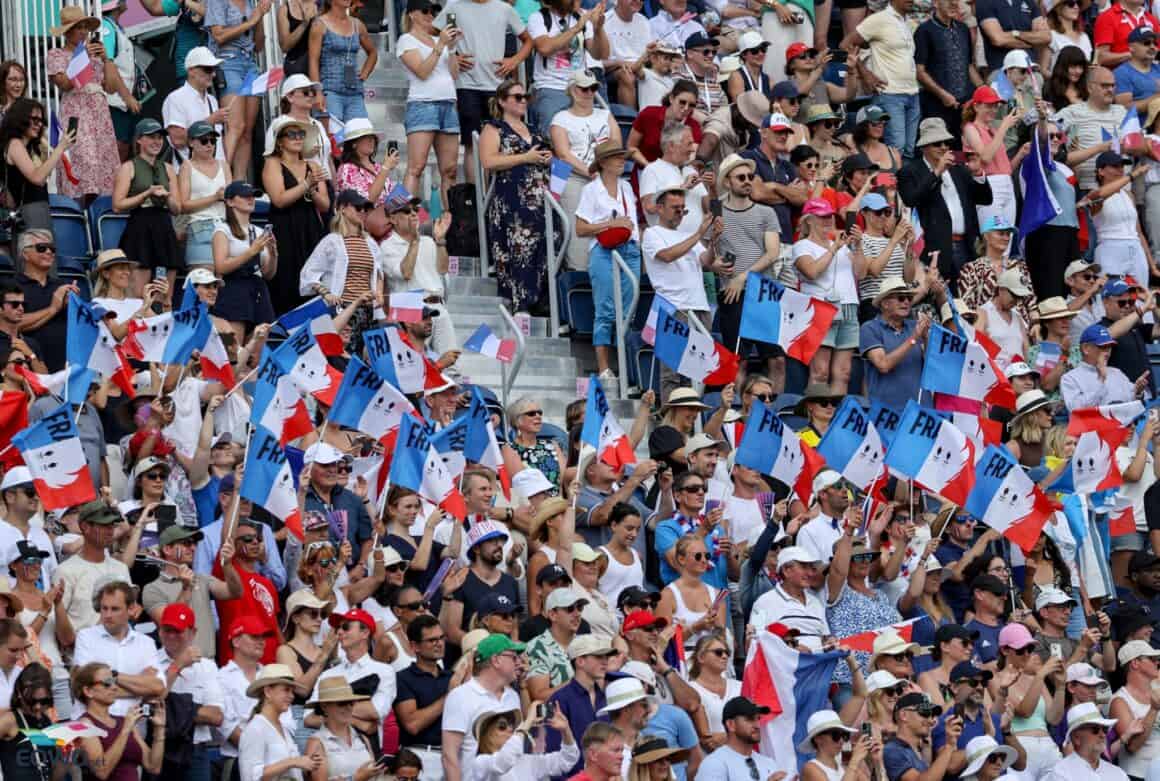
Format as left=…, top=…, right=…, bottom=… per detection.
left=427, top=184, right=442, bottom=221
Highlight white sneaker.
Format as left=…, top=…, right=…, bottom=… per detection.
left=597, top=369, right=617, bottom=383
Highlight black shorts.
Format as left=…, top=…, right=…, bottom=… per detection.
left=457, top=88, right=492, bottom=143
left=835, top=0, right=867, bottom=10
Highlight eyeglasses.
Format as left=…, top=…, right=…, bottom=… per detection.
left=1, top=300, right=23, bottom=309
left=746, top=757, right=760, bottom=781
left=799, top=161, right=818, bottom=170
left=398, top=600, right=429, bottom=611
left=852, top=552, right=877, bottom=563
left=505, top=92, right=529, bottom=102
left=32, top=244, right=55, bottom=254
left=236, top=535, right=258, bottom=544
left=194, top=136, right=219, bottom=146
left=281, top=129, right=307, bottom=140
left=695, top=48, right=718, bottom=56
left=680, top=484, right=706, bottom=493
left=143, top=471, right=168, bottom=481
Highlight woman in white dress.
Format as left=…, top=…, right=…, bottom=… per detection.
left=238, top=663, right=322, bottom=781
left=799, top=710, right=873, bottom=781
left=598, top=503, right=645, bottom=608
left=303, top=677, right=383, bottom=781
left=686, top=631, right=741, bottom=747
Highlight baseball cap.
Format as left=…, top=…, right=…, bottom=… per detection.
left=187, top=121, right=218, bottom=140
left=536, top=563, right=572, bottom=585
left=545, top=588, right=589, bottom=612
left=0, top=467, right=32, bottom=491
left=133, top=117, right=163, bottom=139
left=1080, top=324, right=1116, bottom=346
left=478, top=593, right=520, bottom=618
left=1095, top=150, right=1130, bottom=169
left=935, top=624, right=980, bottom=645
left=895, top=692, right=943, bottom=717
left=1002, top=49, right=1033, bottom=70
left=227, top=614, right=273, bottom=642
left=812, top=469, right=842, bottom=494
left=1004, top=361, right=1038, bottom=379
left=971, top=574, right=1008, bottom=596
left=187, top=268, right=223, bottom=286
left=998, top=622, right=1036, bottom=650
left=722, top=696, right=772, bottom=721
left=572, top=542, right=604, bottom=564
left=618, top=587, right=661, bottom=611
left=1066, top=662, right=1106, bottom=686
left=997, top=268, right=1032, bottom=297
left=1101, top=278, right=1131, bottom=298
left=336, top=189, right=373, bottom=209
left=7, top=540, right=48, bottom=566
left=842, top=152, right=880, bottom=177
left=160, top=603, right=196, bottom=631
left=771, top=80, right=800, bottom=100
left=762, top=112, right=793, bottom=131
left=77, top=500, right=121, bottom=526
left=684, top=31, right=719, bottom=50
left=622, top=610, right=668, bottom=633
left=971, top=85, right=1003, bottom=104
left=861, top=192, right=890, bottom=212
left=856, top=105, right=891, bottom=124
left=568, top=70, right=599, bottom=89
left=304, top=442, right=346, bottom=465
left=777, top=545, right=821, bottom=571
left=328, top=608, right=377, bottom=634
left=1129, top=26, right=1157, bottom=43
left=474, top=633, right=526, bottom=663
left=949, top=661, right=993, bottom=682
left=1035, top=586, right=1076, bottom=611
left=981, top=215, right=1014, bottom=233
left=223, top=180, right=260, bottom=200
left=1064, top=260, right=1098, bottom=279
left=1131, top=550, right=1160, bottom=570
left=568, top=634, right=615, bottom=659
left=184, top=46, right=222, bottom=70
left=1119, top=639, right=1160, bottom=664
left=785, top=42, right=817, bottom=62
left=801, top=198, right=836, bottom=218
left=865, top=670, right=905, bottom=693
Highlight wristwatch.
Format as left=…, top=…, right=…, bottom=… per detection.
left=1012, top=30, right=1021, bottom=39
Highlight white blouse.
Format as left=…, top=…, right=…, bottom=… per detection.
left=238, top=712, right=303, bottom=781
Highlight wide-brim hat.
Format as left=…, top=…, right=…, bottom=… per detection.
left=1010, top=390, right=1051, bottom=423
left=1146, top=96, right=1160, bottom=131
left=588, top=140, right=628, bottom=175
left=1036, top=296, right=1076, bottom=320
left=960, top=737, right=1017, bottom=778
left=342, top=117, right=382, bottom=144
left=662, top=388, right=710, bottom=411
left=719, top=153, right=756, bottom=182
left=472, top=709, right=522, bottom=742
left=632, top=737, right=691, bottom=766
left=245, top=663, right=296, bottom=697
left=52, top=7, right=100, bottom=37
left=94, top=248, right=134, bottom=273
left=264, top=116, right=317, bottom=156
left=306, top=675, right=370, bottom=708
left=737, top=91, right=771, bottom=127
left=872, top=277, right=913, bottom=307
left=529, top=496, right=571, bottom=540
left=916, top=118, right=955, bottom=148
left=797, top=710, right=857, bottom=754
left=794, top=383, right=842, bottom=416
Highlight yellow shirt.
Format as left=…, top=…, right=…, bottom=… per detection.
left=856, top=6, right=920, bottom=94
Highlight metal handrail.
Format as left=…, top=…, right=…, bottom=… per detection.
left=498, top=304, right=526, bottom=416
left=472, top=130, right=493, bottom=278
left=544, top=193, right=573, bottom=336
left=610, top=249, right=640, bottom=401
left=683, top=308, right=709, bottom=433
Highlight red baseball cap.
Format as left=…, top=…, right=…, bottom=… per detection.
left=970, top=85, right=1003, bottom=105
left=227, top=615, right=273, bottom=642
left=621, top=610, right=669, bottom=633
left=785, top=42, right=818, bottom=63
left=160, top=603, right=196, bottom=632
left=329, top=608, right=377, bottom=634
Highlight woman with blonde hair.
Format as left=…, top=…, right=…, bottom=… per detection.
left=526, top=497, right=576, bottom=615
left=502, top=397, right=565, bottom=492
left=686, top=630, right=741, bottom=747
left=472, top=706, right=580, bottom=781
left=864, top=670, right=905, bottom=739
left=303, top=677, right=382, bottom=781
left=238, top=663, right=322, bottom=781
left=628, top=737, right=689, bottom=781
left=1006, top=391, right=1053, bottom=469
left=656, top=535, right=729, bottom=653
left=91, top=249, right=168, bottom=339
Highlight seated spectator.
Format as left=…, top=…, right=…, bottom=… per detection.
left=976, top=269, right=1032, bottom=368
left=958, top=736, right=1017, bottom=781
left=697, top=697, right=780, bottom=778
left=1061, top=323, right=1146, bottom=409
left=883, top=693, right=959, bottom=781
left=1113, top=28, right=1160, bottom=114
left=697, top=91, right=767, bottom=171
left=1100, top=278, right=1158, bottom=403
left=650, top=0, right=708, bottom=48
left=602, top=0, right=651, bottom=108
left=678, top=33, right=727, bottom=123
left=629, top=81, right=703, bottom=171
left=800, top=710, right=866, bottom=781
left=1042, top=703, right=1125, bottom=781
left=638, top=43, right=683, bottom=109
left=74, top=661, right=166, bottom=779
left=303, top=677, right=379, bottom=781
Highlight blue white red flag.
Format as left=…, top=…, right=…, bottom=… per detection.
left=328, top=356, right=415, bottom=441
left=1122, top=106, right=1144, bottom=149
left=272, top=325, right=342, bottom=406
left=364, top=325, right=435, bottom=395
left=390, top=415, right=466, bottom=518
left=11, top=404, right=95, bottom=510
left=735, top=400, right=824, bottom=504
left=920, top=324, right=1016, bottom=407
left=642, top=294, right=676, bottom=346
left=549, top=159, right=571, bottom=198
left=868, top=402, right=904, bottom=449
left=49, top=115, right=78, bottom=186
left=66, top=44, right=95, bottom=89
left=652, top=307, right=739, bottom=386
left=464, top=387, right=511, bottom=498
left=124, top=313, right=173, bottom=363
left=1033, top=341, right=1063, bottom=373
left=463, top=324, right=516, bottom=363
left=580, top=374, right=635, bottom=470
left=240, top=66, right=284, bottom=96
left=884, top=401, right=976, bottom=506
left=1019, top=130, right=1063, bottom=245
left=276, top=296, right=331, bottom=333
left=739, top=273, right=837, bottom=364
left=1072, top=427, right=1129, bottom=494
left=162, top=303, right=212, bottom=366
left=966, top=445, right=1056, bottom=553
left=387, top=290, right=427, bottom=323
left=942, top=411, right=1003, bottom=456
left=431, top=416, right=470, bottom=483
left=1068, top=402, right=1146, bottom=435
left=815, top=397, right=887, bottom=491
left=65, top=295, right=134, bottom=397
left=837, top=617, right=928, bottom=652
left=250, top=353, right=313, bottom=446
left=239, top=425, right=303, bottom=540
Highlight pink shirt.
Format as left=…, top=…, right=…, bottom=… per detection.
left=965, top=121, right=1012, bottom=176
left=335, top=162, right=394, bottom=206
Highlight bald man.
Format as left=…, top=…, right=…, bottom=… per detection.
left=1056, top=67, right=1128, bottom=192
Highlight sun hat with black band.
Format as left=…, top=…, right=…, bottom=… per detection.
left=794, top=383, right=842, bottom=416
left=588, top=139, right=628, bottom=176
left=1063, top=702, right=1118, bottom=742
left=959, top=735, right=1017, bottom=778
left=93, top=249, right=133, bottom=273
left=1010, top=390, right=1052, bottom=424
left=306, top=676, right=370, bottom=709
left=797, top=710, right=856, bottom=753
left=52, top=7, right=101, bottom=37
left=245, top=663, right=296, bottom=697
left=632, top=737, right=691, bottom=766
left=736, top=91, right=771, bottom=127
left=472, top=709, right=522, bottom=742
left=661, top=388, right=710, bottom=410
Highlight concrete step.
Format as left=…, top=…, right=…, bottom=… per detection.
left=450, top=314, right=552, bottom=340
left=446, top=275, right=498, bottom=298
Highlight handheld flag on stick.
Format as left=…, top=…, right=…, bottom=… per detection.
left=390, top=415, right=466, bottom=518
left=815, top=397, right=887, bottom=491
left=738, top=273, right=837, bottom=364
left=240, top=426, right=302, bottom=540
left=734, top=400, right=824, bottom=504
left=12, top=404, right=95, bottom=510
left=920, top=323, right=1016, bottom=408
left=652, top=307, right=739, bottom=386
left=579, top=375, right=635, bottom=470
left=884, top=401, right=976, bottom=506
left=328, top=356, right=415, bottom=441
left=549, top=159, right=572, bottom=199
left=463, top=324, right=516, bottom=363
left=965, top=445, right=1055, bottom=553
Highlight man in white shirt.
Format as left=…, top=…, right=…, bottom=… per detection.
left=380, top=194, right=457, bottom=356
left=640, top=123, right=710, bottom=230
left=0, top=467, right=57, bottom=585
left=72, top=580, right=165, bottom=717
left=0, top=620, right=27, bottom=709
left=649, top=0, right=708, bottom=47
left=53, top=500, right=132, bottom=632
left=748, top=546, right=829, bottom=647
left=603, top=0, right=652, bottom=107
left=162, top=46, right=228, bottom=166
left=156, top=603, right=224, bottom=779
left=1042, top=703, right=1125, bottom=781
left=217, top=615, right=291, bottom=761
left=796, top=470, right=851, bottom=565
left=442, top=633, right=525, bottom=781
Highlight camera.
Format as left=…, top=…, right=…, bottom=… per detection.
left=0, top=208, right=25, bottom=244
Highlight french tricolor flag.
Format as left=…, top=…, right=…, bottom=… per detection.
left=464, top=387, right=511, bottom=498
left=11, top=404, right=96, bottom=510
left=66, top=43, right=95, bottom=89
left=945, top=411, right=1002, bottom=457
left=652, top=307, right=739, bottom=386
left=1068, top=402, right=1146, bottom=435
left=364, top=325, right=428, bottom=396
left=328, top=356, right=415, bottom=441
left=738, top=273, right=838, bottom=365
left=549, top=158, right=571, bottom=199
left=884, top=401, right=976, bottom=506
left=390, top=415, right=466, bottom=519
left=463, top=324, right=516, bottom=363
left=250, top=353, right=314, bottom=446
left=15, top=366, right=67, bottom=398
left=642, top=294, right=676, bottom=346
left=1121, top=106, right=1144, bottom=151
left=579, top=374, right=635, bottom=470
left=272, top=324, right=343, bottom=406
left=920, top=324, right=1016, bottom=408
left=124, top=313, right=174, bottom=362
left=387, top=290, right=428, bottom=323
left=239, top=425, right=303, bottom=541
left=837, top=617, right=927, bottom=652
left=1072, top=427, right=1129, bottom=494
left=741, top=629, right=846, bottom=772
left=240, top=66, right=284, bottom=97
left=815, top=397, right=887, bottom=491
left=966, top=445, right=1056, bottom=553
left=735, top=400, right=825, bottom=504
left=200, top=329, right=236, bottom=388
left=277, top=296, right=331, bottom=333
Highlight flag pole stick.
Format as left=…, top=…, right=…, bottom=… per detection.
left=647, top=356, right=657, bottom=400
left=220, top=424, right=255, bottom=565
left=225, top=366, right=259, bottom=399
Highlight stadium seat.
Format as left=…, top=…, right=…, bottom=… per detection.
left=558, top=271, right=594, bottom=337
left=88, top=195, right=128, bottom=251
left=537, top=422, right=568, bottom=453
left=52, top=213, right=92, bottom=265
left=773, top=393, right=801, bottom=414
left=49, top=194, right=83, bottom=213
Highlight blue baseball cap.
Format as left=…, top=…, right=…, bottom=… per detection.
left=861, top=192, right=890, bottom=211
left=1080, top=324, right=1116, bottom=346
left=1101, top=278, right=1131, bottom=298
left=981, top=215, right=1014, bottom=233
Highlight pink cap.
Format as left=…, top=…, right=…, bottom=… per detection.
left=802, top=198, right=836, bottom=218
left=998, top=622, right=1036, bottom=650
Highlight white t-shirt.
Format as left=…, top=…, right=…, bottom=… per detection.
left=380, top=232, right=446, bottom=296
left=604, top=10, right=652, bottom=63
left=792, top=237, right=859, bottom=306
left=639, top=68, right=675, bottom=110
left=1092, top=190, right=1139, bottom=241
left=1049, top=31, right=1092, bottom=68
left=575, top=177, right=640, bottom=249
left=639, top=158, right=707, bottom=232
left=550, top=108, right=612, bottom=169
left=1116, top=444, right=1154, bottom=533
left=527, top=10, right=597, bottom=91
left=724, top=494, right=765, bottom=548
left=161, top=82, right=226, bottom=165
left=397, top=33, right=457, bottom=102
left=642, top=224, right=710, bottom=311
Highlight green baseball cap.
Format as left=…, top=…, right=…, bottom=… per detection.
left=159, top=524, right=204, bottom=546
left=474, top=633, right=526, bottom=663
left=133, top=118, right=164, bottom=139
left=77, top=500, right=121, bottom=526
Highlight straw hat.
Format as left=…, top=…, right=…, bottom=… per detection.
left=245, top=663, right=296, bottom=697
left=472, top=709, right=522, bottom=741
left=872, top=277, right=914, bottom=307
left=661, top=388, right=710, bottom=411
left=52, top=7, right=101, bottom=37
left=1010, top=390, right=1051, bottom=424
left=1036, top=296, right=1077, bottom=321
left=632, top=737, right=691, bottom=766
left=530, top=496, right=571, bottom=541
left=342, top=117, right=382, bottom=144
left=264, top=116, right=317, bottom=157
left=93, top=249, right=133, bottom=274
left=306, top=675, right=370, bottom=708
left=588, top=140, right=628, bottom=176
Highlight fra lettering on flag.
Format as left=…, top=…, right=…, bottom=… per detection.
left=815, top=397, right=887, bottom=491
left=431, top=416, right=470, bottom=483
left=966, top=445, right=1055, bottom=553
left=11, top=404, right=95, bottom=510
left=272, top=325, right=343, bottom=406
left=734, top=399, right=824, bottom=504
left=738, top=273, right=837, bottom=364
left=884, top=401, right=976, bottom=506
left=579, top=375, right=635, bottom=470
left=163, top=304, right=212, bottom=366
left=652, top=307, right=739, bottom=386
left=240, top=425, right=303, bottom=540
left=328, top=356, right=416, bottom=441
left=920, top=324, right=1016, bottom=408
left=868, top=402, right=903, bottom=449
left=364, top=325, right=428, bottom=395
left=390, top=415, right=466, bottom=518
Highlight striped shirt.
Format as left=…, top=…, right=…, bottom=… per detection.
left=342, top=236, right=375, bottom=304
left=857, top=234, right=907, bottom=303
left=717, top=201, right=780, bottom=280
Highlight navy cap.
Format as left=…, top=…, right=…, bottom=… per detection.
left=935, top=624, right=980, bottom=644
left=224, top=181, right=261, bottom=200
left=1080, top=323, right=1117, bottom=346
left=478, top=593, right=520, bottom=617
left=337, top=189, right=373, bottom=209
left=1095, top=150, right=1130, bottom=169
left=771, top=80, right=801, bottom=100
left=536, top=563, right=571, bottom=585
left=684, top=31, right=719, bottom=50
left=1101, top=278, right=1131, bottom=298
left=895, top=692, right=943, bottom=716
left=1129, top=26, right=1157, bottom=43
left=949, top=660, right=994, bottom=682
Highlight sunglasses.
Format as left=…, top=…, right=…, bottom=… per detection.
left=27, top=696, right=52, bottom=707
left=194, top=136, right=219, bottom=146
left=886, top=652, right=914, bottom=660
left=708, top=648, right=729, bottom=657
left=281, top=129, right=307, bottom=140
left=1081, top=273, right=1097, bottom=280
left=32, top=244, right=55, bottom=254
left=822, top=119, right=841, bottom=129
left=690, top=552, right=707, bottom=561
left=733, top=173, right=755, bottom=181
left=398, top=600, right=429, bottom=611
left=317, top=557, right=335, bottom=568
left=236, top=534, right=258, bottom=544
left=753, top=392, right=774, bottom=402
left=392, top=206, right=418, bottom=216
left=493, top=719, right=514, bottom=731
left=1084, top=725, right=1109, bottom=735
left=337, top=464, right=353, bottom=474
left=681, top=484, right=706, bottom=493
left=522, top=409, right=544, bottom=417
left=385, top=562, right=407, bottom=573
left=884, top=684, right=907, bottom=696
left=695, top=48, right=718, bottom=56
left=505, top=92, right=529, bottom=102
left=958, top=678, right=985, bottom=688
left=2, top=300, right=23, bottom=309
left=561, top=604, right=584, bottom=613
left=299, top=608, right=324, bottom=620
left=143, top=471, right=168, bottom=481
left=823, top=729, right=849, bottom=741
left=869, top=208, right=894, bottom=217
left=851, top=552, right=877, bottom=563
left=799, top=161, right=819, bottom=169
left=6, top=357, right=26, bottom=368
left=812, top=398, right=836, bottom=407
left=575, top=84, right=600, bottom=93
left=96, top=677, right=116, bottom=688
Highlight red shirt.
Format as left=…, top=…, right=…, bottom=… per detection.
left=630, top=105, right=703, bottom=164
left=213, top=558, right=280, bottom=663
left=1093, top=3, right=1159, bottom=52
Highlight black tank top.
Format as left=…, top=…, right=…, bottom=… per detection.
left=0, top=711, right=54, bottom=781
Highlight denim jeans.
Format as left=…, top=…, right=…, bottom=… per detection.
left=874, top=92, right=921, bottom=159
left=588, top=239, right=640, bottom=346
left=532, top=87, right=572, bottom=136
left=324, top=89, right=368, bottom=123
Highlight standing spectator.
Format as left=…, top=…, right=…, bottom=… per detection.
left=480, top=79, right=553, bottom=315
left=1094, top=0, right=1159, bottom=68
left=1086, top=151, right=1154, bottom=283
left=211, top=180, right=276, bottom=342
left=748, top=547, right=829, bottom=642
left=0, top=62, right=26, bottom=123
left=915, top=0, right=979, bottom=143
left=441, top=634, right=525, bottom=781
left=381, top=196, right=456, bottom=354
left=438, top=522, right=521, bottom=649
left=13, top=231, right=75, bottom=373
left=162, top=47, right=227, bottom=168
left=656, top=535, right=729, bottom=652
left=335, top=119, right=400, bottom=240
left=263, top=115, right=330, bottom=315
left=696, top=697, right=779, bottom=779
left=275, top=0, right=317, bottom=75
left=1107, top=641, right=1160, bottom=779
left=267, top=74, right=334, bottom=177
left=898, top=118, right=992, bottom=282
left=238, top=664, right=320, bottom=781
left=307, top=0, right=376, bottom=123
left=854, top=192, right=914, bottom=322
left=976, top=268, right=1033, bottom=367
left=217, top=617, right=278, bottom=770
left=214, top=517, right=282, bottom=664
left=963, top=87, right=1024, bottom=227
left=47, top=8, right=119, bottom=204
left=527, top=0, right=610, bottom=135
left=575, top=140, right=639, bottom=382
left=0, top=99, right=74, bottom=232
left=1022, top=120, right=1081, bottom=299
left=743, top=113, right=806, bottom=247
left=1101, top=279, right=1157, bottom=405
left=859, top=278, right=932, bottom=412
left=640, top=124, right=708, bottom=231
left=205, top=0, right=271, bottom=179
left=395, top=614, right=459, bottom=781
left=1044, top=1, right=1091, bottom=69
left=73, top=662, right=166, bottom=780
left=112, top=118, right=182, bottom=295
left=99, top=1, right=142, bottom=163
left=398, top=0, right=463, bottom=212
left=156, top=603, right=224, bottom=781
left=841, top=0, right=922, bottom=158
left=1056, top=68, right=1124, bottom=195
left=975, top=0, right=1051, bottom=75
left=1113, top=28, right=1160, bottom=113
left=177, top=121, right=229, bottom=270
left=52, top=502, right=131, bottom=633
left=996, top=623, right=1065, bottom=777
left=627, top=81, right=703, bottom=170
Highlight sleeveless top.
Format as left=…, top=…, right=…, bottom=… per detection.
left=284, top=4, right=312, bottom=68
left=3, top=143, right=48, bottom=207
left=129, top=156, right=169, bottom=208
left=1010, top=694, right=1048, bottom=734
left=980, top=301, right=1026, bottom=367
left=858, top=142, right=901, bottom=174
left=1112, top=687, right=1160, bottom=777
left=314, top=724, right=374, bottom=780
left=965, top=121, right=1012, bottom=177
left=598, top=545, right=643, bottom=609
left=319, top=22, right=360, bottom=94
left=738, top=66, right=771, bottom=98
left=386, top=630, right=416, bottom=672
left=0, top=711, right=53, bottom=781
left=82, top=712, right=143, bottom=781
left=806, top=758, right=845, bottom=781
left=291, top=645, right=317, bottom=705
left=665, top=581, right=720, bottom=649
left=187, top=161, right=227, bottom=223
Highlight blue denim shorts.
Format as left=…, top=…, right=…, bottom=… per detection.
left=219, top=55, right=259, bottom=97
left=404, top=99, right=460, bottom=134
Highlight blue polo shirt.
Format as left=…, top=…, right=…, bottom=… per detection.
left=975, top=0, right=1041, bottom=71
left=644, top=704, right=700, bottom=781
left=935, top=539, right=972, bottom=622
left=547, top=678, right=607, bottom=778
left=859, top=315, right=925, bottom=412
left=884, top=737, right=928, bottom=781
left=303, top=484, right=373, bottom=550
left=394, top=663, right=452, bottom=747
left=739, top=146, right=796, bottom=244
left=655, top=514, right=728, bottom=589
left=1114, top=61, right=1160, bottom=102
left=965, top=618, right=1003, bottom=664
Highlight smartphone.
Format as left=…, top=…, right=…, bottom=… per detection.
left=952, top=151, right=967, bottom=165
left=723, top=251, right=737, bottom=269
left=828, top=48, right=848, bottom=63
left=544, top=702, right=556, bottom=720
left=709, top=198, right=722, bottom=218
left=140, top=703, right=153, bottom=718
left=387, top=140, right=399, bottom=155
left=374, top=756, right=391, bottom=770
left=1086, top=613, right=1102, bottom=630
left=711, top=587, right=728, bottom=611
left=861, top=722, right=872, bottom=738
left=446, top=12, right=457, bottom=26
left=262, top=225, right=274, bottom=240
left=67, top=116, right=78, bottom=136
left=1050, top=643, right=1063, bottom=660
left=154, top=505, right=177, bottom=524
left=153, top=266, right=167, bottom=281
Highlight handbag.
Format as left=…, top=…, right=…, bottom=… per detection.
left=595, top=186, right=632, bottom=249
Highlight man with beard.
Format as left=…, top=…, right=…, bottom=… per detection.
left=439, top=521, right=521, bottom=652
left=696, top=697, right=779, bottom=779
left=213, top=517, right=281, bottom=663
left=931, top=661, right=1005, bottom=770
left=1042, top=704, right=1125, bottom=781
left=885, top=693, right=962, bottom=781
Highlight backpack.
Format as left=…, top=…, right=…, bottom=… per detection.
left=445, top=183, right=480, bottom=258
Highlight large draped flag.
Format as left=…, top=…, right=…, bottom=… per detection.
left=390, top=415, right=466, bottom=518
left=738, top=273, right=837, bottom=363
left=464, top=387, right=510, bottom=498
left=652, top=306, right=739, bottom=386
left=837, top=617, right=928, bottom=652
left=12, top=404, right=95, bottom=510
left=580, top=375, right=635, bottom=469
left=966, top=445, right=1056, bottom=553
left=250, top=353, right=313, bottom=446
left=884, top=401, right=976, bottom=505
left=1018, top=129, right=1063, bottom=245
left=741, top=629, right=846, bottom=772
left=328, top=356, right=415, bottom=441
left=920, top=324, right=1016, bottom=408
left=239, top=425, right=302, bottom=540
left=734, top=400, right=824, bottom=504
left=815, top=397, right=887, bottom=491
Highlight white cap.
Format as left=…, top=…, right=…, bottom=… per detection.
left=1002, top=49, right=1034, bottom=70
left=812, top=469, right=842, bottom=495
left=1004, top=361, right=1038, bottom=379
left=184, top=46, right=223, bottom=70
left=0, top=467, right=32, bottom=491
left=304, top=442, right=346, bottom=466
left=925, top=556, right=944, bottom=572
left=1064, top=702, right=1118, bottom=742
left=512, top=468, right=555, bottom=498
left=619, top=660, right=657, bottom=688
left=545, top=588, right=588, bottom=611
left=870, top=631, right=922, bottom=664
left=1066, top=662, right=1105, bottom=686
left=1035, top=586, right=1076, bottom=611
left=797, top=710, right=855, bottom=753
left=281, top=73, right=322, bottom=98
left=187, top=268, right=223, bottom=286
left=1118, top=639, right=1160, bottom=665
left=776, top=545, right=821, bottom=571
left=865, top=669, right=905, bottom=693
